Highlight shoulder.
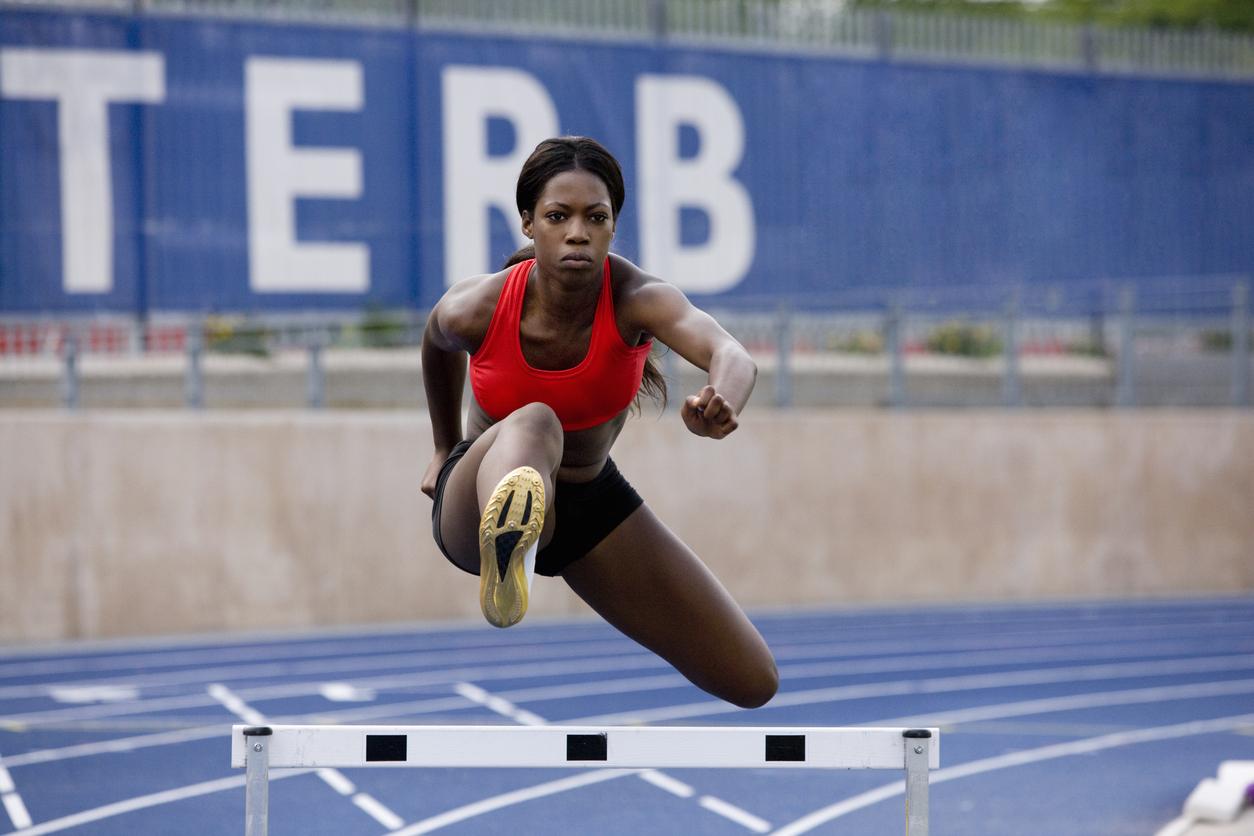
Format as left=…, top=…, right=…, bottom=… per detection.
left=428, top=269, right=510, bottom=352
left=609, top=253, right=693, bottom=325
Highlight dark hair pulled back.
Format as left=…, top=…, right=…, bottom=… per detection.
left=515, top=136, right=626, bottom=219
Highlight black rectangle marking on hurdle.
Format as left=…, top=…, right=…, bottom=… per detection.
left=566, top=733, right=608, bottom=761
left=765, top=734, right=806, bottom=762
left=366, top=734, right=408, bottom=762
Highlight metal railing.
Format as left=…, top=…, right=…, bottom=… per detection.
left=4, top=276, right=1249, bottom=411
left=7, top=0, right=1253, bottom=78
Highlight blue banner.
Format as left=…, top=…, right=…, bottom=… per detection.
left=1, top=8, right=1252, bottom=314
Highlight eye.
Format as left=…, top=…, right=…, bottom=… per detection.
left=546, top=211, right=566, bottom=222
left=591, top=213, right=609, bottom=223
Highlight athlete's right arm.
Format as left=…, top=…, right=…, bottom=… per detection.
left=419, top=290, right=472, bottom=499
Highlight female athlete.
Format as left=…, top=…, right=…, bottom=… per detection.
left=421, top=136, right=778, bottom=708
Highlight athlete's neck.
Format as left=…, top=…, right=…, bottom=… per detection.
left=526, top=261, right=602, bottom=325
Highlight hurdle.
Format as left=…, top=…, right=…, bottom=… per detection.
left=232, top=724, right=939, bottom=835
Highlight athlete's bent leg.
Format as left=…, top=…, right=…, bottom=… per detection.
left=561, top=503, right=778, bottom=708
left=437, top=404, right=563, bottom=626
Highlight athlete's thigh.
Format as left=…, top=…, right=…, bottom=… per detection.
left=561, top=503, right=777, bottom=706
left=436, top=429, right=505, bottom=572
left=436, top=424, right=555, bottom=571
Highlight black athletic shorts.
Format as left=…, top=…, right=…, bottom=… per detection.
left=431, top=439, right=644, bottom=577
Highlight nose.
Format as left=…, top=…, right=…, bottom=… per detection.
left=565, top=218, right=589, bottom=243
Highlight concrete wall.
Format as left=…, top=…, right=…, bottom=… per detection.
left=2, top=410, right=1252, bottom=643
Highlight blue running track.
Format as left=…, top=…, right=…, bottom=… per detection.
left=2, top=597, right=1253, bottom=835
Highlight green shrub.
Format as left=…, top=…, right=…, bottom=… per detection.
left=828, top=330, right=884, bottom=354
left=359, top=309, right=411, bottom=349
left=925, top=322, right=1002, bottom=357
left=204, top=317, right=271, bottom=356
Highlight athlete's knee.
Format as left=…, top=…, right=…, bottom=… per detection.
left=503, top=402, right=564, bottom=447
left=508, top=402, right=562, bottom=432
left=728, top=657, right=779, bottom=709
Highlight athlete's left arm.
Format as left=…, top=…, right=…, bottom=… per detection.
left=626, top=276, right=757, bottom=439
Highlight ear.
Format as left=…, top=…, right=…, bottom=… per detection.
left=521, top=211, right=534, bottom=240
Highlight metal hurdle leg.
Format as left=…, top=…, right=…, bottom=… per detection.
left=904, top=729, right=931, bottom=836
left=243, top=727, right=272, bottom=836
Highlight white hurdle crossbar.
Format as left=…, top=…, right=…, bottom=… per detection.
left=233, top=724, right=939, bottom=835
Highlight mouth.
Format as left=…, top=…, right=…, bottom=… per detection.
left=560, top=252, right=595, bottom=264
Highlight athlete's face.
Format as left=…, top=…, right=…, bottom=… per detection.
left=521, top=169, right=615, bottom=277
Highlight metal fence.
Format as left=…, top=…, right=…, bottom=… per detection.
left=6, top=0, right=1254, bottom=77
left=3, top=275, right=1249, bottom=411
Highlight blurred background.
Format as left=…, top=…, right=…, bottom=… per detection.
left=1, top=0, right=1251, bottom=642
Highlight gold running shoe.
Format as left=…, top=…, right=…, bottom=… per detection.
left=479, top=466, right=546, bottom=628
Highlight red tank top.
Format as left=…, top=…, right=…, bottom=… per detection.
left=470, top=258, right=653, bottom=431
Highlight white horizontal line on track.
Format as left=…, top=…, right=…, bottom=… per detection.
left=485, top=639, right=1254, bottom=706
left=867, top=678, right=1254, bottom=728
left=4, top=611, right=1248, bottom=691
left=769, top=712, right=1254, bottom=835
left=564, top=654, right=1254, bottom=725
left=384, top=769, right=635, bottom=835
left=2, top=770, right=313, bottom=835
left=5, top=620, right=1249, bottom=716
left=8, top=657, right=1254, bottom=773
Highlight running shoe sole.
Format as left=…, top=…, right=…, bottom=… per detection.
left=479, top=466, right=545, bottom=628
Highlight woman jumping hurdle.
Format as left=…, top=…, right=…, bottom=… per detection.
left=421, top=136, right=777, bottom=709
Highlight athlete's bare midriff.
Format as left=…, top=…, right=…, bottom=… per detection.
left=466, top=397, right=628, bottom=482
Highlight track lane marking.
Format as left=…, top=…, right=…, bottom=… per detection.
left=384, top=769, right=635, bottom=835
left=0, top=756, right=31, bottom=830
left=770, top=712, right=1254, bottom=835
left=565, top=656, right=1254, bottom=724
left=700, top=795, right=772, bottom=833
left=208, top=683, right=406, bottom=832
left=5, top=616, right=1251, bottom=697
left=0, top=770, right=313, bottom=835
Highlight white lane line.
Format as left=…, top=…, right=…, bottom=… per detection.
left=567, top=655, right=1254, bottom=724
left=0, top=638, right=646, bottom=695
left=0, top=757, right=32, bottom=830
left=317, top=769, right=356, bottom=796
left=6, top=616, right=1249, bottom=700
left=384, top=769, right=636, bottom=835
left=208, top=683, right=406, bottom=833
left=0, top=627, right=635, bottom=681
left=3, top=601, right=1244, bottom=680
left=3, top=791, right=33, bottom=830
left=13, top=641, right=1253, bottom=729
left=488, top=638, right=1254, bottom=706
left=2, top=725, right=244, bottom=769
left=867, top=678, right=1254, bottom=728
left=205, top=684, right=265, bottom=726
left=699, top=795, right=772, bottom=833
left=453, top=683, right=546, bottom=726
left=3, top=770, right=312, bottom=836
left=10, top=661, right=1254, bottom=774
left=638, top=770, right=695, bottom=798
left=769, top=712, right=1254, bottom=835
left=353, top=793, right=406, bottom=830
left=0, top=656, right=669, bottom=726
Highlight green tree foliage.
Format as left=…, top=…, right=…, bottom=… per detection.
left=847, top=0, right=1254, bottom=33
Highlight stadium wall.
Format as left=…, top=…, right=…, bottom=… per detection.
left=2, top=8, right=1252, bottom=317
left=2, top=410, right=1251, bottom=642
